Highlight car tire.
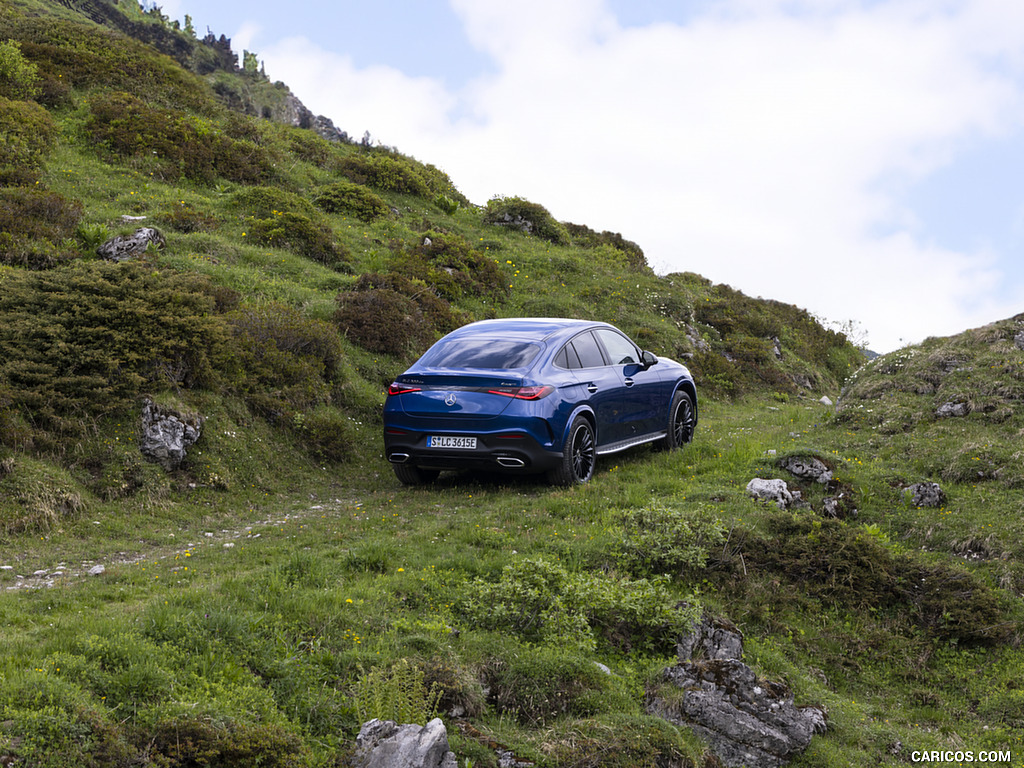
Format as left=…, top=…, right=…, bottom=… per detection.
left=662, top=390, right=696, bottom=450
left=547, top=415, right=596, bottom=486
left=392, top=463, right=440, bottom=486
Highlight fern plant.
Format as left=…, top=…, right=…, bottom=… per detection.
left=352, top=658, right=443, bottom=726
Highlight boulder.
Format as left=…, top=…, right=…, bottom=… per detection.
left=746, top=478, right=799, bottom=510
left=936, top=401, right=969, bottom=418
left=649, top=612, right=826, bottom=768
left=353, top=718, right=457, bottom=768
left=906, top=482, right=946, bottom=508
left=779, top=456, right=833, bottom=484
left=139, top=399, right=203, bottom=471
left=97, top=227, right=166, bottom=261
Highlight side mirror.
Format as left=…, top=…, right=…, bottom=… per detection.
left=641, top=350, right=658, bottom=368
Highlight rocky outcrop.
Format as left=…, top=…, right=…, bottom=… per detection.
left=352, top=719, right=457, bottom=768
left=649, top=612, right=826, bottom=768
left=139, top=399, right=203, bottom=471
left=97, top=227, right=166, bottom=261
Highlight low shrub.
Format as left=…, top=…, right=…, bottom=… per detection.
left=411, top=230, right=508, bottom=300
left=227, top=302, right=344, bottom=417
left=0, top=187, right=83, bottom=268
left=458, top=557, right=696, bottom=654
left=146, top=716, right=309, bottom=768
left=293, top=406, right=356, bottom=463
left=0, top=39, right=40, bottom=101
left=231, top=185, right=317, bottom=219
left=339, top=149, right=467, bottom=203
left=0, top=96, right=56, bottom=185
left=484, top=196, right=570, bottom=245
left=0, top=263, right=229, bottom=431
left=248, top=211, right=347, bottom=268
left=566, top=222, right=647, bottom=269
left=483, top=645, right=609, bottom=726
left=747, top=516, right=1007, bottom=644
left=312, top=181, right=390, bottom=222
left=156, top=201, right=219, bottom=233
left=11, top=16, right=216, bottom=112
left=613, top=499, right=726, bottom=578
left=86, top=91, right=274, bottom=184
left=334, top=286, right=436, bottom=357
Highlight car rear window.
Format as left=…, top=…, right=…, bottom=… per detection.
left=419, top=339, right=542, bottom=370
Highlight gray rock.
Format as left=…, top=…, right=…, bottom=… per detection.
left=97, top=227, right=166, bottom=261
left=650, top=660, right=826, bottom=768
left=1015, top=330, right=1024, bottom=351
left=139, top=399, right=203, bottom=471
left=779, top=456, right=833, bottom=484
left=353, top=718, right=457, bottom=768
left=936, top=401, right=969, bottom=418
left=906, top=482, right=946, bottom=508
left=746, top=478, right=798, bottom=510
left=677, top=612, right=744, bottom=662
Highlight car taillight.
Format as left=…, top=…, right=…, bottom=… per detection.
left=487, top=385, right=554, bottom=400
left=387, top=382, right=421, bottom=396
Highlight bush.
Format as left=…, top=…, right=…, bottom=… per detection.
left=312, top=181, right=390, bottom=222
left=350, top=271, right=466, bottom=334
left=231, top=185, right=317, bottom=219
left=0, top=39, right=40, bottom=100
left=0, top=187, right=83, bottom=268
left=227, top=302, right=345, bottom=418
left=10, top=17, right=216, bottom=112
left=294, top=406, right=356, bottom=463
left=0, top=96, right=56, bottom=185
left=86, top=91, right=274, bottom=184
left=483, top=645, right=609, bottom=726
left=339, top=152, right=429, bottom=196
left=748, top=516, right=1007, bottom=644
left=0, top=263, right=229, bottom=431
left=248, top=211, right=347, bottom=267
left=338, top=148, right=468, bottom=203
left=566, top=222, right=647, bottom=269
left=484, top=196, right=570, bottom=245
left=613, top=500, right=726, bottom=578
left=334, top=286, right=436, bottom=357
left=410, top=230, right=508, bottom=300
left=156, top=201, right=219, bottom=233
left=459, top=557, right=695, bottom=654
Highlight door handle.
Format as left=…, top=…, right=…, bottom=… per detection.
left=624, top=377, right=634, bottom=387
left=587, top=384, right=598, bottom=394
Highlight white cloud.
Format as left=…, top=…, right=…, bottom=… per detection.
left=261, top=0, right=1024, bottom=352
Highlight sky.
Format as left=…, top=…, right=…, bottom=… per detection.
left=157, top=0, right=1024, bottom=353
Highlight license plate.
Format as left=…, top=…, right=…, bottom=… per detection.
left=427, top=435, right=477, bottom=449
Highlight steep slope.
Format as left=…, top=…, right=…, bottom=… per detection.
left=8, top=3, right=1022, bottom=768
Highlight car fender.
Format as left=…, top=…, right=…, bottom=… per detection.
left=558, top=404, right=597, bottom=452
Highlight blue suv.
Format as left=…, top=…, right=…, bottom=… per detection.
left=383, top=318, right=697, bottom=485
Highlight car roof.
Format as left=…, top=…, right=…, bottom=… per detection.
left=443, top=318, right=613, bottom=344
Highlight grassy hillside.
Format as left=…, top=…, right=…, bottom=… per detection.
left=1, top=2, right=1021, bottom=767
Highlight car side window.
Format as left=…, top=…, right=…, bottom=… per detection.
left=595, top=329, right=639, bottom=365
left=569, top=331, right=607, bottom=368
left=555, top=343, right=583, bottom=370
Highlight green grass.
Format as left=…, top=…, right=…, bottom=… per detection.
left=0, top=2, right=1022, bottom=766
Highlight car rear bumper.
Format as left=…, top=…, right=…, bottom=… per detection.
left=383, top=429, right=561, bottom=473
